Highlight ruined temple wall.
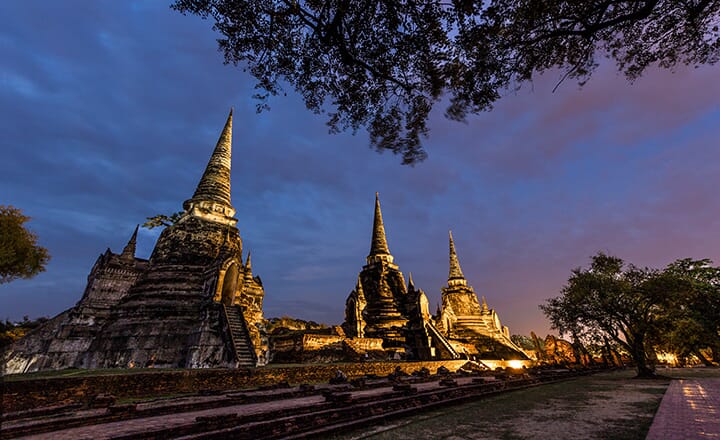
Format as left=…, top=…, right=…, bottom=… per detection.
left=442, top=289, right=483, bottom=317
left=85, top=217, right=244, bottom=369
left=356, top=264, right=410, bottom=345
left=85, top=292, right=230, bottom=369
left=2, top=251, right=152, bottom=374
left=3, top=360, right=473, bottom=412
left=3, top=325, right=98, bottom=374
left=79, top=254, right=147, bottom=310
left=186, top=303, right=238, bottom=368
left=345, top=337, right=384, bottom=351
left=2, top=311, right=70, bottom=374
left=4, top=215, right=264, bottom=372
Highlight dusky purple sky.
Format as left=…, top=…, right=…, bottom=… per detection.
left=1, top=1, right=719, bottom=337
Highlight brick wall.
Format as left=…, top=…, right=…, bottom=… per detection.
left=3, top=360, right=468, bottom=412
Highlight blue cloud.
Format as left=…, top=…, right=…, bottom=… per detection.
left=0, top=1, right=718, bottom=338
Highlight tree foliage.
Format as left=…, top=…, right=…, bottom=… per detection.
left=172, top=0, right=720, bottom=163
left=142, top=211, right=184, bottom=229
left=0, top=206, right=50, bottom=284
left=542, top=252, right=720, bottom=376
left=0, top=316, right=48, bottom=348
left=542, top=253, right=681, bottom=376
left=661, top=258, right=720, bottom=364
left=511, top=334, right=535, bottom=350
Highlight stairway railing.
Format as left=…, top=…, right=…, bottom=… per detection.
left=222, top=304, right=257, bottom=366
left=425, top=320, right=460, bottom=359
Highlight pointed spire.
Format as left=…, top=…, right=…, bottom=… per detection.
left=370, top=193, right=390, bottom=255
left=244, top=251, right=253, bottom=278
left=448, top=230, right=466, bottom=282
left=120, top=225, right=139, bottom=260
left=407, top=272, right=415, bottom=290
left=367, top=193, right=394, bottom=265
left=355, top=275, right=365, bottom=299
left=481, top=296, right=489, bottom=313
left=185, top=109, right=234, bottom=209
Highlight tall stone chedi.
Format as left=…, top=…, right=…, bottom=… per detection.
left=4, top=111, right=266, bottom=373
left=435, top=231, right=527, bottom=359
left=343, top=194, right=457, bottom=360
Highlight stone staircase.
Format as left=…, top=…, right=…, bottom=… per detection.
left=223, top=305, right=256, bottom=367
left=425, top=321, right=460, bottom=359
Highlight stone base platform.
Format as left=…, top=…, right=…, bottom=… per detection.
left=2, top=367, right=590, bottom=439
left=2, top=360, right=470, bottom=413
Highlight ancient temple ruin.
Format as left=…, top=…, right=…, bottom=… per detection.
left=4, top=111, right=529, bottom=373
left=340, top=197, right=527, bottom=362
left=3, top=110, right=267, bottom=374
left=341, top=194, right=458, bottom=360
left=435, top=232, right=528, bottom=360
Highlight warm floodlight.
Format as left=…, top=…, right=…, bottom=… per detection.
left=508, top=360, right=524, bottom=369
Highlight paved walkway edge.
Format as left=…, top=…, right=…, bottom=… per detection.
left=646, top=378, right=720, bottom=440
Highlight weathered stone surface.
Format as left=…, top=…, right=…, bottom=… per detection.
left=2, top=360, right=471, bottom=413
left=2, top=111, right=527, bottom=377
left=434, top=231, right=528, bottom=360
left=3, top=238, right=149, bottom=373
left=342, top=215, right=528, bottom=363
left=2, top=111, right=267, bottom=374
left=342, top=194, right=455, bottom=360
left=3, top=366, right=590, bottom=439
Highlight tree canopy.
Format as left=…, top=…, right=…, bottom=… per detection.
left=0, top=206, right=50, bottom=284
left=542, top=252, right=720, bottom=377
left=172, top=0, right=720, bottom=163
left=661, top=258, right=720, bottom=365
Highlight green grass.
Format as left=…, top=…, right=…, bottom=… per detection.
left=657, top=366, right=720, bottom=379
left=2, top=367, right=188, bottom=382
left=115, top=392, right=197, bottom=405
left=597, top=416, right=655, bottom=440
left=330, top=369, right=671, bottom=440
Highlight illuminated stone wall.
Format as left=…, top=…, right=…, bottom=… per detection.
left=3, top=360, right=470, bottom=412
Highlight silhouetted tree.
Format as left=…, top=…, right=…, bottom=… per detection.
left=0, top=206, right=50, bottom=284
left=172, top=0, right=720, bottom=163
left=661, top=258, right=720, bottom=365
left=541, top=252, right=691, bottom=377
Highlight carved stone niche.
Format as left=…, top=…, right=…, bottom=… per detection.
left=213, top=259, right=241, bottom=305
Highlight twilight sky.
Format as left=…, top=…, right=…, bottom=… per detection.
left=1, top=1, right=719, bottom=337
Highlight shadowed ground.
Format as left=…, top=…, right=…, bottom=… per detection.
left=331, top=368, right=720, bottom=440
left=5, top=367, right=719, bottom=439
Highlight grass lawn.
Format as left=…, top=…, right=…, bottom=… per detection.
left=2, top=367, right=188, bottom=382
left=657, top=365, right=720, bottom=379
left=331, top=369, right=675, bottom=440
